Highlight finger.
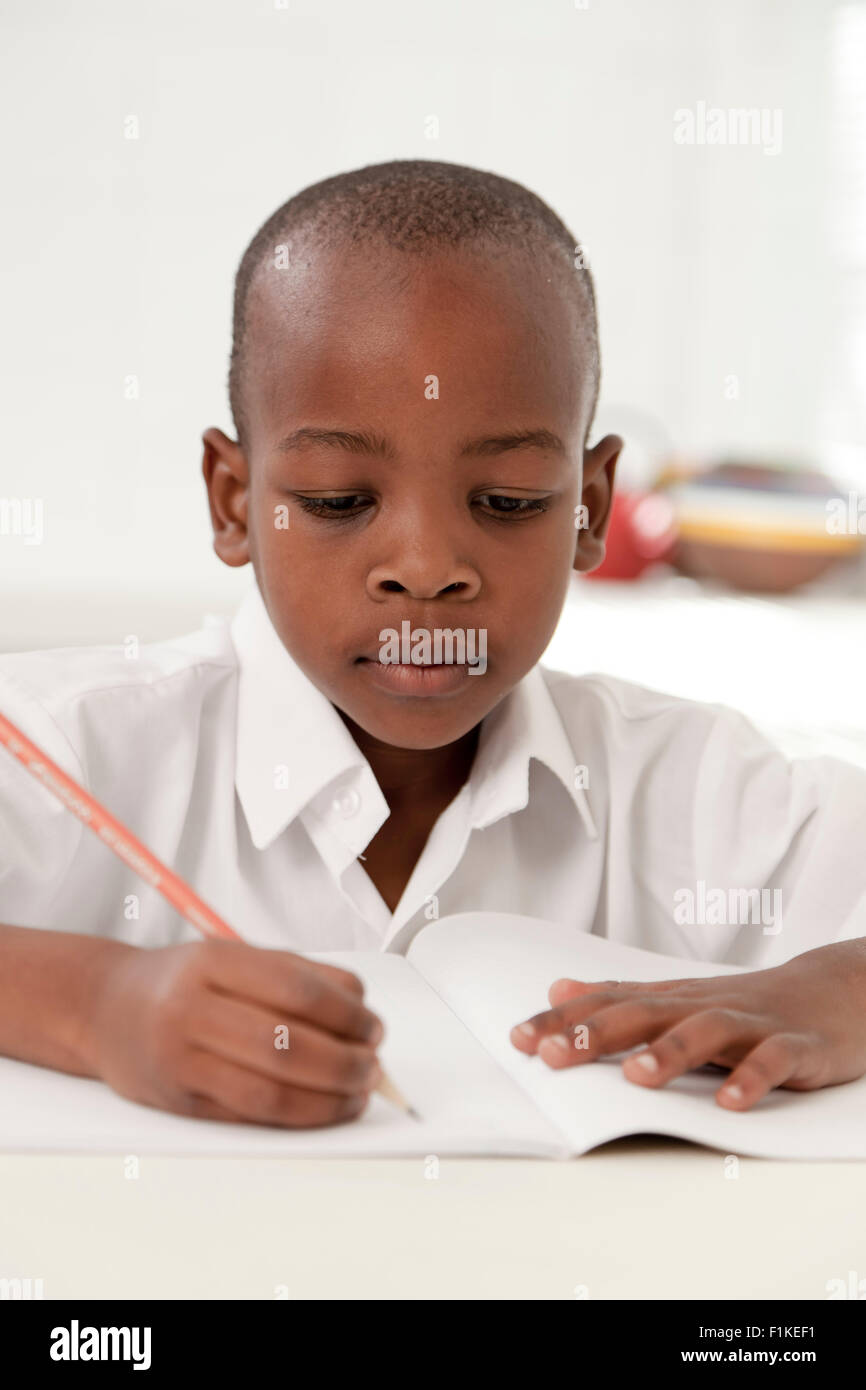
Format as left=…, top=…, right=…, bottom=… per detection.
left=511, top=990, right=697, bottom=1055
left=621, top=1008, right=762, bottom=1088
left=176, top=1050, right=372, bottom=1129
left=302, top=957, right=367, bottom=997
left=187, top=990, right=382, bottom=1096
left=197, top=942, right=384, bottom=1044
left=512, top=990, right=623, bottom=1053
left=548, top=978, right=624, bottom=1006
left=715, top=1033, right=820, bottom=1111
left=535, top=999, right=685, bottom=1069
left=548, top=974, right=727, bottom=1008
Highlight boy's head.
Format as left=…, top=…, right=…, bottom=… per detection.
left=203, top=160, right=620, bottom=752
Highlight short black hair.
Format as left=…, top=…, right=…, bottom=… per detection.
left=228, top=159, right=599, bottom=450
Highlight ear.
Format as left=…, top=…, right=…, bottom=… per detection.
left=573, top=433, right=622, bottom=574
left=201, top=427, right=251, bottom=568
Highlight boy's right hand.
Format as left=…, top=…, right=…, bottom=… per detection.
left=86, top=940, right=384, bottom=1128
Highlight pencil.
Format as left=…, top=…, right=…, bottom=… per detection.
left=0, top=707, right=419, bottom=1120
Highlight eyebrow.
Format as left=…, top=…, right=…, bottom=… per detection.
left=273, top=426, right=567, bottom=459
left=459, top=428, right=566, bottom=458
left=275, top=427, right=396, bottom=459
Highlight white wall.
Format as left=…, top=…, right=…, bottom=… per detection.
left=0, top=0, right=856, bottom=645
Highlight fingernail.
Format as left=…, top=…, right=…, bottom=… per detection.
left=516, top=1022, right=536, bottom=1038
left=546, top=1034, right=572, bottom=1054
left=631, top=1050, right=659, bottom=1074
left=721, top=1083, right=743, bottom=1102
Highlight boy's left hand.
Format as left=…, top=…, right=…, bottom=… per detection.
left=509, top=940, right=866, bottom=1111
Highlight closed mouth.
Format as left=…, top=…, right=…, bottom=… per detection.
left=354, top=656, right=480, bottom=697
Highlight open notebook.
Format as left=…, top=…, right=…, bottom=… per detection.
left=3, top=911, right=865, bottom=1160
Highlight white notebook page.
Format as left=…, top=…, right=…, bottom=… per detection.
left=408, top=912, right=866, bottom=1160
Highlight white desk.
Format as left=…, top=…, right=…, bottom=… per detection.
left=3, top=1140, right=865, bottom=1300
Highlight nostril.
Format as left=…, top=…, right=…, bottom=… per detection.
left=380, top=580, right=405, bottom=593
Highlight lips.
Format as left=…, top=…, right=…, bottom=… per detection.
left=355, top=654, right=465, bottom=667
left=356, top=656, right=474, bottom=697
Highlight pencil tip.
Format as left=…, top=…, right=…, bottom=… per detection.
left=409, top=1107, right=422, bottom=1121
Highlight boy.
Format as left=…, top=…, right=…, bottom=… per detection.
left=1, top=159, right=865, bottom=1129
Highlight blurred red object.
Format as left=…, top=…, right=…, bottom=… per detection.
left=585, top=489, right=678, bottom=581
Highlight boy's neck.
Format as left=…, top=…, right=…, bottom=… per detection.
left=337, top=711, right=480, bottom=810
left=334, top=713, right=481, bottom=914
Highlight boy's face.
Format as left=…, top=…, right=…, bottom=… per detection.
left=203, top=241, right=620, bottom=751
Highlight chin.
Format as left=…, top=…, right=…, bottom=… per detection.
left=346, top=697, right=492, bottom=750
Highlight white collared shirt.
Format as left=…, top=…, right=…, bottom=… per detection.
left=1, top=579, right=865, bottom=967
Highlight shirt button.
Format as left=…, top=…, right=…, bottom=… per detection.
left=333, top=787, right=361, bottom=818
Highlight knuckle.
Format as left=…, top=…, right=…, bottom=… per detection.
left=640, top=997, right=667, bottom=1014
left=705, top=1006, right=732, bottom=1024
left=742, top=1054, right=771, bottom=1081
left=192, top=939, right=230, bottom=976
left=341, top=1047, right=378, bottom=1089
left=292, top=969, right=324, bottom=1013
left=717, top=1006, right=747, bottom=1024
left=579, top=1016, right=609, bottom=1050
left=756, top=1033, right=794, bottom=1066
left=697, top=1007, right=735, bottom=1031
left=360, top=1009, right=384, bottom=1044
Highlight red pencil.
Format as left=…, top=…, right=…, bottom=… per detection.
left=0, top=706, right=418, bottom=1118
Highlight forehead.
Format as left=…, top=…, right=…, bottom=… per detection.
left=242, top=240, right=591, bottom=450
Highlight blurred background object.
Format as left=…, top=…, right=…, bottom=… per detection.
left=583, top=404, right=680, bottom=581
left=585, top=403, right=866, bottom=593
left=584, top=490, right=679, bottom=581
left=665, top=459, right=865, bottom=593
left=584, top=451, right=865, bottom=594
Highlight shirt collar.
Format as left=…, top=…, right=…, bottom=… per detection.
left=467, top=664, right=598, bottom=838
left=230, top=579, right=597, bottom=852
left=231, top=581, right=387, bottom=852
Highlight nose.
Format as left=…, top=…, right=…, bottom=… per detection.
left=366, top=546, right=482, bottom=603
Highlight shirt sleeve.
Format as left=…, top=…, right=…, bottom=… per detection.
left=688, top=702, right=866, bottom=968
left=0, top=670, right=86, bottom=927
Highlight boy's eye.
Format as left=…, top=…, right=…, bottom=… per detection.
left=292, top=492, right=552, bottom=521
left=294, top=494, right=373, bottom=518
left=475, top=494, right=551, bottom=518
